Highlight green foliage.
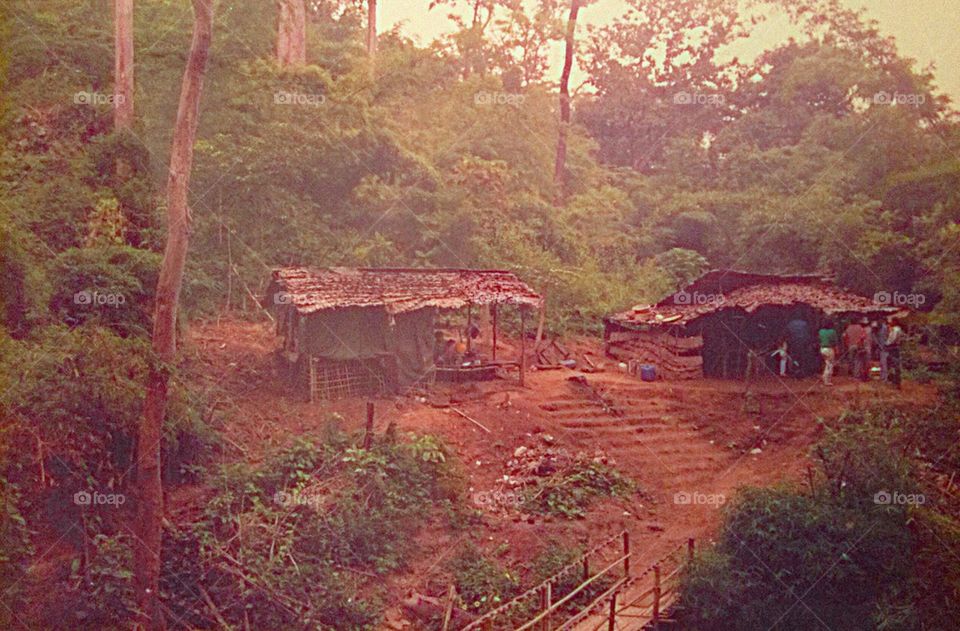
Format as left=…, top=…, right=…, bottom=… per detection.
left=0, top=480, right=31, bottom=629
left=161, top=431, right=463, bottom=629
left=676, top=410, right=960, bottom=630
left=47, top=245, right=160, bottom=335
left=525, top=460, right=636, bottom=519
left=67, top=533, right=136, bottom=627
left=450, top=546, right=520, bottom=614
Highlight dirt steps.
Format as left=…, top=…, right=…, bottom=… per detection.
left=539, top=377, right=730, bottom=487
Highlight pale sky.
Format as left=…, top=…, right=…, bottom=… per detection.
left=380, top=0, right=960, bottom=101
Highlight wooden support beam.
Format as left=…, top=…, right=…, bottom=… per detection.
left=491, top=304, right=498, bottom=361
left=534, top=296, right=546, bottom=349
left=519, top=307, right=527, bottom=387
left=466, top=303, right=473, bottom=354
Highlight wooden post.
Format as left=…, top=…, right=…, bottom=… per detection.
left=688, top=537, right=695, bottom=563
left=623, top=531, right=630, bottom=579
left=582, top=555, right=589, bottom=582
left=544, top=581, right=552, bottom=631
left=466, top=304, right=473, bottom=353
left=441, top=584, right=456, bottom=631
left=363, top=402, right=375, bottom=449
left=519, top=307, right=527, bottom=386
left=652, top=564, right=661, bottom=624
left=607, top=591, right=617, bottom=631
left=534, top=297, right=546, bottom=349
left=491, top=304, right=498, bottom=361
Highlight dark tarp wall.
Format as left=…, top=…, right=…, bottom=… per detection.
left=298, top=306, right=437, bottom=386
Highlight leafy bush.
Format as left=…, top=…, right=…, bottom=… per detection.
left=0, top=325, right=212, bottom=529
left=47, top=245, right=160, bottom=336
left=450, top=546, right=520, bottom=615
left=525, top=460, right=636, bottom=519
left=162, top=431, right=463, bottom=630
left=0, top=480, right=32, bottom=629
left=675, top=411, right=960, bottom=630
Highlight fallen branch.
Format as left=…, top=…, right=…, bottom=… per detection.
left=451, top=407, right=491, bottom=433
left=198, top=584, right=234, bottom=631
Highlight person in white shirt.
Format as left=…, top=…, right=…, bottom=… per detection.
left=885, top=317, right=904, bottom=388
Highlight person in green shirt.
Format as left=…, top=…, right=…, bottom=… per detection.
left=818, top=320, right=839, bottom=386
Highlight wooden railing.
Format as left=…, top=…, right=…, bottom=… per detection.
left=586, top=539, right=694, bottom=631
left=461, top=531, right=631, bottom=631
left=458, top=534, right=696, bottom=631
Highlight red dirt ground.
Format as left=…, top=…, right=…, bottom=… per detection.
left=179, top=317, right=937, bottom=629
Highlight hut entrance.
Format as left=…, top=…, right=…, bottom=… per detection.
left=699, top=305, right=822, bottom=378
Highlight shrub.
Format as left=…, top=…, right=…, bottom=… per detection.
left=525, top=460, right=636, bottom=519
left=675, top=411, right=959, bottom=630
left=162, top=431, right=463, bottom=630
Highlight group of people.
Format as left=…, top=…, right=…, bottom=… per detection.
left=816, top=317, right=904, bottom=387
left=771, top=315, right=904, bottom=387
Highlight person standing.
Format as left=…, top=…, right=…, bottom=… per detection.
left=886, top=317, right=904, bottom=388
left=843, top=318, right=870, bottom=381
left=772, top=338, right=790, bottom=377
left=872, top=320, right=890, bottom=381
left=818, top=320, right=839, bottom=386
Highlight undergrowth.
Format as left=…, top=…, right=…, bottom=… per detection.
left=160, top=427, right=466, bottom=630
left=524, top=460, right=636, bottom=519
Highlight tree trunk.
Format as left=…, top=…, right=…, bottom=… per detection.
left=366, top=0, right=377, bottom=61
left=113, top=0, right=134, bottom=130
left=276, top=0, right=306, bottom=66
left=554, top=0, right=581, bottom=205
left=133, top=1, right=213, bottom=629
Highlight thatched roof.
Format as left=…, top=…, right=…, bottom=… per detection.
left=607, top=270, right=899, bottom=329
left=266, top=267, right=543, bottom=315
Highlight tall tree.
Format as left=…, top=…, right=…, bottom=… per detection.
left=553, top=0, right=582, bottom=204
left=366, top=0, right=377, bottom=61
left=133, top=0, right=214, bottom=628
left=276, top=0, right=306, bottom=66
left=113, top=0, right=134, bottom=130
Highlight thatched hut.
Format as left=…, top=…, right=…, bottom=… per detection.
left=604, top=270, right=900, bottom=379
left=266, top=267, right=542, bottom=399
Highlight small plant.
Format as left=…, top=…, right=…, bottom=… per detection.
left=525, top=460, right=636, bottom=518
left=450, top=547, right=520, bottom=614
